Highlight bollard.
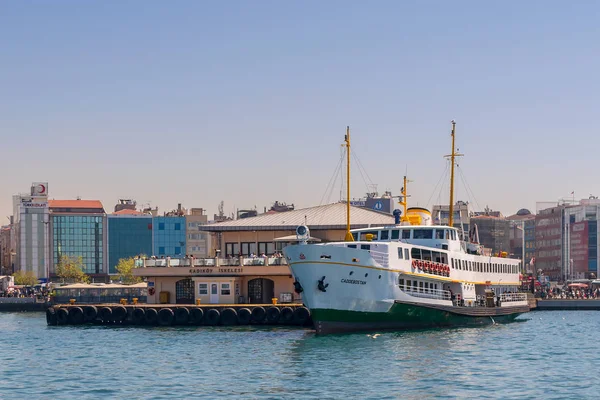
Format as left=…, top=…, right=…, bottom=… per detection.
left=69, top=299, right=76, bottom=305
left=120, top=298, right=127, bottom=305
left=132, top=298, right=138, bottom=305
left=271, top=298, right=278, bottom=305
left=196, top=298, right=201, bottom=305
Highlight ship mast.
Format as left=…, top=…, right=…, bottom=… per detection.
left=344, top=126, right=354, bottom=241
left=448, top=121, right=457, bottom=227
left=398, top=175, right=411, bottom=223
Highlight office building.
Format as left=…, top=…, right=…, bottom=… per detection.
left=107, top=208, right=153, bottom=274
left=13, top=182, right=50, bottom=280
left=49, top=199, right=108, bottom=281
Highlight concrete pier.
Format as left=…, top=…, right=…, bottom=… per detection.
left=46, top=303, right=312, bottom=327
left=536, top=300, right=600, bottom=310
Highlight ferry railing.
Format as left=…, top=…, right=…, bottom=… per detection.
left=268, top=257, right=287, bottom=266
left=500, top=293, right=527, bottom=302
left=138, top=257, right=287, bottom=268
left=400, top=285, right=451, bottom=301
left=193, top=258, right=216, bottom=266
left=243, top=257, right=266, bottom=266
left=219, top=258, right=240, bottom=266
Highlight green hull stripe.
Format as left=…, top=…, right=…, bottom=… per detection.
left=311, top=303, right=521, bottom=326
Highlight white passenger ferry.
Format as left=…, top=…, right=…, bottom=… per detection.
left=283, top=123, right=529, bottom=334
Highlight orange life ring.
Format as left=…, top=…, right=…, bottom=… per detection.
left=418, top=260, right=423, bottom=269
left=412, top=260, right=418, bottom=269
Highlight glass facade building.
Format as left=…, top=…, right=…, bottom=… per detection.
left=52, top=215, right=105, bottom=274
left=153, top=216, right=186, bottom=257
left=108, top=216, right=153, bottom=274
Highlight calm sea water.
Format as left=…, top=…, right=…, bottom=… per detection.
left=0, top=311, right=595, bottom=399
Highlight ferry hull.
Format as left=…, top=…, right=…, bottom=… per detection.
left=311, top=302, right=527, bottom=334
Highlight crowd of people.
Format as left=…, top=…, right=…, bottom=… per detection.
left=536, top=286, right=600, bottom=299
left=0, top=285, right=49, bottom=299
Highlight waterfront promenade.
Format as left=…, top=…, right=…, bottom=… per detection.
left=536, top=299, right=600, bottom=310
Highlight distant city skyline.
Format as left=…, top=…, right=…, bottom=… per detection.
left=2, top=1, right=599, bottom=222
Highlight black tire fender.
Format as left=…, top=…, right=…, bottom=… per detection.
left=251, top=306, right=266, bottom=323
left=46, top=308, right=57, bottom=326
left=205, top=308, right=220, bottom=325
left=113, top=306, right=127, bottom=323
left=220, top=308, right=238, bottom=326
left=83, top=306, right=97, bottom=322
left=132, top=308, right=146, bottom=324
left=190, top=308, right=204, bottom=325
left=99, top=307, right=113, bottom=323
left=266, top=306, right=280, bottom=323
left=57, top=308, right=69, bottom=325
left=293, top=306, right=310, bottom=325
left=158, top=308, right=174, bottom=326
left=68, top=307, right=84, bottom=325
left=175, top=307, right=190, bottom=325
left=145, top=308, right=158, bottom=325
left=237, top=308, right=252, bottom=324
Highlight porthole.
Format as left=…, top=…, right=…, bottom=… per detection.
left=378, top=275, right=382, bottom=279
left=365, top=273, right=368, bottom=277
left=349, top=271, right=354, bottom=276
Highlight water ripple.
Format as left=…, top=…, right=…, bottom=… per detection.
left=0, top=311, right=595, bottom=398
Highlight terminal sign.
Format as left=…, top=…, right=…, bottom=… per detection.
left=189, top=267, right=244, bottom=275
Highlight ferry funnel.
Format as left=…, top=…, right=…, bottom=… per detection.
left=406, top=207, right=432, bottom=226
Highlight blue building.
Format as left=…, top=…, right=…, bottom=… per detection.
left=107, top=212, right=153, bottom=274
left=153, top=216, right=186, bottom=257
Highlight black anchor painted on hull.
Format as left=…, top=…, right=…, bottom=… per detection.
left=293, top=278, right=304, bottom=294
left=317, top=276, right=329, bottom=292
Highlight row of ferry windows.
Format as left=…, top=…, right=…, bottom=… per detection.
left=353, top=228, right=457, bottom=241
left=399, top=279, right=439, bottom=292
left=350, top=244, right=412, bottom=261
left=451, top=259, right=518, bottom=274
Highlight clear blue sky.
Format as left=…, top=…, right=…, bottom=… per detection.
left=2, top=1, right=599, bottom=220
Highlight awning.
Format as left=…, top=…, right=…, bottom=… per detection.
left=568, top=283, right=588, bottom=288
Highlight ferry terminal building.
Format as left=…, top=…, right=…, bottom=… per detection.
left=133, top=203, right=394, bottom=305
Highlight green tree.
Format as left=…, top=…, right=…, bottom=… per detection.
left=56, top=255, right=90, bottom=283
left=116, top=257, right=142, bottom=284
left=13, top=270, right=38, bottom=286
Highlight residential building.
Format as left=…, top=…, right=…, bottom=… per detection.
left=49, top=199, right=108, bottom=282
left=470, top=213, right=510, bottom=255
left=432, top=201, right=471, bottom=232
left=13, top=182, right=50, bottom=280
left=535, top=204, right=566, bottom=280
left=0, top=223, right=15, bottom=275
left=185, top=208, right=210, bottom=258
left=107, top=209, right=153, bottom=275
left=114, top=199, right=137, bottom=213
left=506, top=209, right=536, bottom=270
